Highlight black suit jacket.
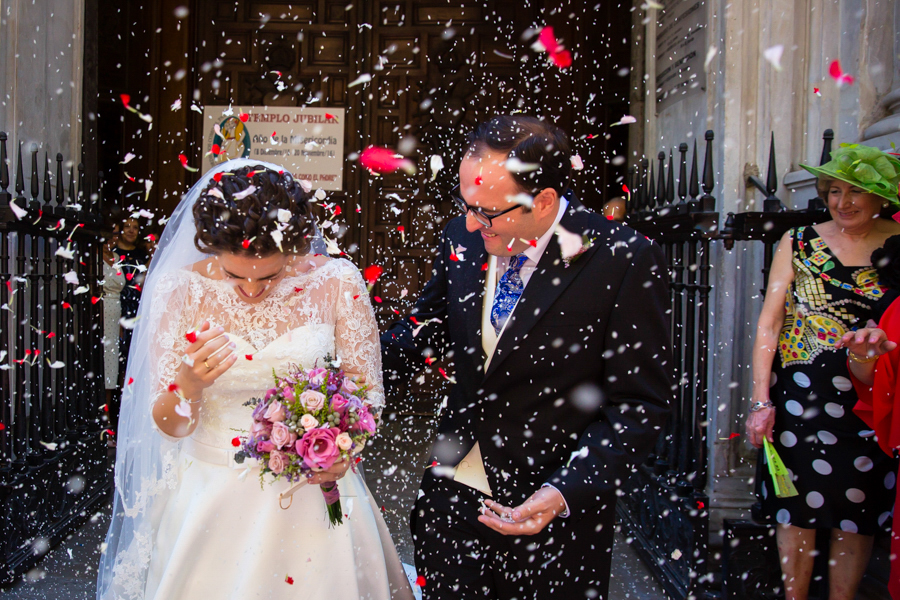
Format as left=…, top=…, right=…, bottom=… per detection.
left=382, top=197, right=672, bottom=518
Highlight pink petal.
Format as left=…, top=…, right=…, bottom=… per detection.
left=538, top=27, right=559, bottom=56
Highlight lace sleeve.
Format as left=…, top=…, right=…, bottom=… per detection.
left=145, top=271, right=198, bottom=415
left=333, top=261, right=385, bottom=411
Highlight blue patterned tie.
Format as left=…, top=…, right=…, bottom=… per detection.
left=490, top=254, right=528, bottom=335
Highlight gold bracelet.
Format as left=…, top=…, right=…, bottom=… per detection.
left=848, top=350, right=878, bottom=364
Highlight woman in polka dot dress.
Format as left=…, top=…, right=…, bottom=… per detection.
left=746, top=145, right=900, bottom=600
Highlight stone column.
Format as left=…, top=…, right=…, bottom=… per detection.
left=0, top=0, right=85, bottom=184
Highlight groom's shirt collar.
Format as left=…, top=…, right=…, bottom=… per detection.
left=496, top=197, right=569, bottom=283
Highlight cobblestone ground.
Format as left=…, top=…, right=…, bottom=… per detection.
left=0, top=413, right=665, bottom=599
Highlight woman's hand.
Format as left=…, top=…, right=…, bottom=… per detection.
left=835, top=319, right=897, bottom=359
left=174, top=321, right=238, bottom=399
left=745, top=393, right=776, bottom=449
left=307, top=460, right=351, bottom=485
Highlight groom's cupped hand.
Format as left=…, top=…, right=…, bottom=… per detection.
left=478, top=487, right=567, bottom=536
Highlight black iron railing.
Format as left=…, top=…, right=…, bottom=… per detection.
left=0, top=132, right=112, bottom=584
left=617, top=130, right=846, bottom=600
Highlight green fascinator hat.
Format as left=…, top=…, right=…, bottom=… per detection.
left=801, top=143, right=900, bottom=205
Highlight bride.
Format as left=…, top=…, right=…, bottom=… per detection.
left=97, top=159, right=413, bottom=600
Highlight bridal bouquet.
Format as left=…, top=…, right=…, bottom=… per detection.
left=234, top=357, right=378, bottom=526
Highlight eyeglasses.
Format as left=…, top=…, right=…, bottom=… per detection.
left=449, top=184, right=523, bottom=228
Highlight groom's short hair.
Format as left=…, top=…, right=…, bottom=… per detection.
left=466, top=115, right=572, bottom=197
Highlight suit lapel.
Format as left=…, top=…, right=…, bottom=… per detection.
left=483, top=202, right=600, bottom=381
left=453, top=231, right=488, bottom=366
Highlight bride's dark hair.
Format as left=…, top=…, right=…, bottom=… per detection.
left=193, top=165, right=314, bottom=256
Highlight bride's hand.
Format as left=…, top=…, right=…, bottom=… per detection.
left=307, top=460, right=351, bottom=485
left=343, top=372, right=367, bottom=386
left=175, top=321, right=238, bottom=398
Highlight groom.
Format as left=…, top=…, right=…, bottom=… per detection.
left=381, top=115, right=672, bottom=599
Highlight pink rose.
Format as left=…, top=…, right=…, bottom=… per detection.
left=351, top=405, right=377, bottom=434
left=267, top=450, right=287, bottom=474
left=307, top=368, right=328, bottom=387
left=296, top=427, right=341, bottom=470
left=340, top=378, right=360, bottom=395
left=282, top=386, right=295, bottom=403
left=336, top=432, right=353, bottom=451
left=264, top=400, right=286, bottom=422
left=299, top=390, right=326, bottom=412
left=331, top=394, right=349, bottom=414
left=264, top=388, right=278, bottom=401
left=250, top=420, right=271, bottom=437
left=300, top=414, right=319, bottom=430
left=257, top=440, right=276, bottom=453
left=271, top=422, right=291, bottom=449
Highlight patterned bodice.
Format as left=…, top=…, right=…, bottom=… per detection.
left=148, top=259, right=383, bottom=449
left=778, top=226, right=887, bottom=367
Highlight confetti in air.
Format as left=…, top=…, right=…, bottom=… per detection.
left=828, top=60, right=855, bottom=86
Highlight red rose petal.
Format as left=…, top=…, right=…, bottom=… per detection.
left=185, top=331, right=198, bottom=343
left=0, top=423, right=5, bottom=431
left=475, top=176, right=483, bottom=185
left=213, top=172, right=223, bottom=183
left=397, top=225, right=405, bottom=232
left=551, top=49, right=572, bottom=69
left=46, top=332, right=56, bottom=338
left=285, top=576, right=294, bottom=585
left=728, top=432, right=740, bottom=439
left=167, top=383, right=179, bottom=392
left=242, top=239, right=251, bottom=249
left=91, top=296, right=101, bottom=305
left=416, top=576, right=426, bottom=587
left=481, top=262, right=489, bottom=271
left=373, top=296, right=382, bottom=303
left=231, top=437, right=241, bottom=447
left=103, top=404, right=109, bottom=412
left=325, top=113, right=335, bottom=120
left=449, top=254, right=459, bottom=262
left=126, top=273, right=134, bottom=281
left=178, top=153, right=188, bottom=167
left=245, top=354, right=253, bottom=360
left=363, top=265, right=384, bottom=285
left=127, top=377, right=134, bottom=385
left=333, top=205, right=342, bottom=217
left=353, top=294, right=360, bottom=300
left=120, top=93, right=131, bottom=107
left=239, top=112, right=249, bottom=122
left=62, top=302, right=71, bottom=310
left=211, top=143, right=221, bottom=155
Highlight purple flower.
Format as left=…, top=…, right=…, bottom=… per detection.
left=252, top=401, right=269, bottom=421
left=351, top=405, right=376, bottom=434
left=257, top=440, right=276, bottom=453
left=307, top=368, right=328, bottom=387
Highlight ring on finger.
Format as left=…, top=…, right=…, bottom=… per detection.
left=204, top=359, right=211, bottom=370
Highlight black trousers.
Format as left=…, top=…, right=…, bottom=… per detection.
left=411, top=471, right=614, bottom=600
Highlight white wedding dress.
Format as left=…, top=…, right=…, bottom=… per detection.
left=103, top=258, right=412, bottom=600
